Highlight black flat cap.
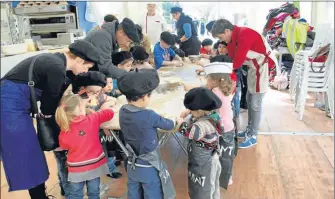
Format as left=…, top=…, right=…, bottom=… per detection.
left=184, top=87, right=222, bottom=111
left=160, top=31, right=175, bottom=46
left=117, top=69, right=160, bottom=96
left=206, top=20, right=216, bottom=33
left=69, top=40, right=101, bottom=65
left=170, top=7, right=183, bottom=14
left=72, top=71, right=106, bottom=94
left=201, top=38, right=213, bottom=47
left=112, top=51, right=133, bottom=66
left=130, top=46, right=149, bottom=61
left=120, top=18, right=140, bottom=43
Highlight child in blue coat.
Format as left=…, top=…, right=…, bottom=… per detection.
left=153, top=31, right=184, bottom=70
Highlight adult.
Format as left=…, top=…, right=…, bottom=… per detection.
left=90, top=14, right=118, bottom=32
left=138, top=3, right=168, bottom=45
left=85, top=17, right=140, bottom=79
left=211, top=19, right=277, bottom=149
left=170, top=7, right=201, bottom=56
left=0, top=40, right=101, bottom=199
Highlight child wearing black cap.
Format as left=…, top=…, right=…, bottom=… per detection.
left=200, top=38, right=214, bottom=58
left=118, top=69, right=178, bottom=199
left=178, top=87, right=223, bottom=199
left=111, top=51, right=134, bottom=98
left=153, top=31, right=184, bottom=70
left=130, top=45, right=153, bottom=70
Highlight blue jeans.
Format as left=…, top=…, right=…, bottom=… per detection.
left=67, top=177, right=100, bottom=199
left=127, top=165, right=163, bottom=199
left=107, top=157, right=116, bottom=173
left=53, top=151, right=70, bottom=196
left=246, top=91, right=265, bottom=137
left=232, top=85, right=241, bottom=118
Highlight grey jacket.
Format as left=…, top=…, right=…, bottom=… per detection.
left=85, top=21, right=126, bottom=79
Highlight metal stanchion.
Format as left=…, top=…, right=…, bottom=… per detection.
left=158, top=131, right=188, bottom=155
left=109, top=130, right=129, bottom=157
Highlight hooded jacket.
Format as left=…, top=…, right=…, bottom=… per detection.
left=85, top=21, right=126, bottom=79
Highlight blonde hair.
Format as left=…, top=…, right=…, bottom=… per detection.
left=55, top=93, right=82, bottom=132
left=207, top=73, right=233, bottom=96
left=191, top=110, right=212, bottom=117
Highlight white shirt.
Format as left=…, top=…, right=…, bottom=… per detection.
left=138, top=13, right=167, bottom=45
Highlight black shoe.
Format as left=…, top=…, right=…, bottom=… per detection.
left=107, top=172, right=122, bottom=179
left=60, top=185, right=65, bottom=196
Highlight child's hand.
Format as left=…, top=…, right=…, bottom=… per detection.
left=103, top=129, right=111, bottom=136
left=176, top=117, right=184, bottom=124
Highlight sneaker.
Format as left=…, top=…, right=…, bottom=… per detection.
left=238, top=137, right=257, bottom=149
left=237, top=131, right=246, bottom=139
left=107, top=171, right=122, bottom=179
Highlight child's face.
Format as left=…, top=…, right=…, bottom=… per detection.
left=103, top=78, right=113, bottom=93
left=218, top=44, right=228, bottom=55
left=206, top=76, right=218, bottom=90
left=118, top=60, right=133, bottom=72
left=204, top=45, right=212, bottom=52
left=160, top=40, right=170, bottom=49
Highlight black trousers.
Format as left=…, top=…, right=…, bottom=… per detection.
left=28, top=183, right=48, bottom=199
left=180, top=36, right=201, bottom=56
left=240, top=74, right=248, bottom=109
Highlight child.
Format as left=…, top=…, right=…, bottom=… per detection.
left=55, top=93, right=114, bottom=199
left=153, top=31, right=184, bottom=70
left=216, top=41, right=228, bottom=55
left=200, top=38, right=214, bottom=59
left=204, top=62, right=236, bottom=187
left=118, top=69, right=177, bottom=199
left=130, top=45, right=153, bottom=70
left=178, top=87, right=223, bottom=199
left=53, top=71, right=107, bottom=197
left=111, top=51, right=133, bottom=98
left=171, top=34, right=186, bottom=58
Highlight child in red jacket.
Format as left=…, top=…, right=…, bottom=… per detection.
left=55, top=93, right=114, bottom=199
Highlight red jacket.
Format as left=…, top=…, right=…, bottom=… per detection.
left=230, top=71, right=237, bottom=94
left=227, top=25, right=275, bottom=93
left=200, top=47, right=211, bottom=55
left=59, top=109, right=114, bottom=173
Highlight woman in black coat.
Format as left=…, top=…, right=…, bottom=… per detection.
left=170, top=7, right=201, bottom=56
left=0, top=40, right=101, bottom=199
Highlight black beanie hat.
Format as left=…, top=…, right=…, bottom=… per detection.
left=201, top=38, right=213, bottom=47
left=72, top=71, right=106, bottom=94
left=184, top=87, right=222, bottom=111
left=117, top=69, right=160, bottom=96
left=160, top=31, right=175, bottom=46
left=130, top=46, right=149, bottom=61
left=112, top=51, right=133, bottom=66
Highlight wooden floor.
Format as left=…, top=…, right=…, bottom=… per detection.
left=1, top=89, right=334, bottom=199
